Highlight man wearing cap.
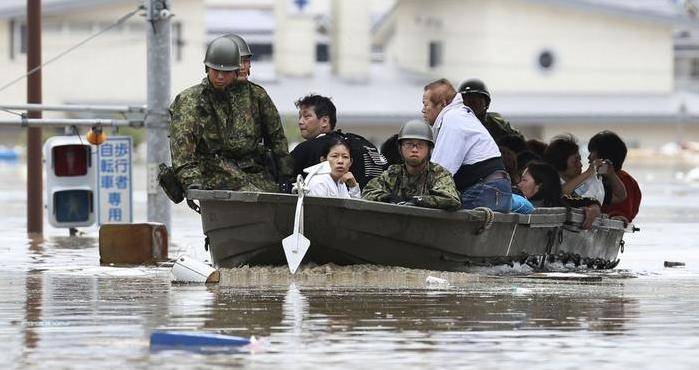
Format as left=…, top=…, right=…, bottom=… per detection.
left=458, top=78, right=523, bottom=142
left=362, top=120, right=461, bottom=211
left=169, top=36, right=285, bottom=191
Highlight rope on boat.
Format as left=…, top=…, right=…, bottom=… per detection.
left=473, top=207, right=495, bottom=235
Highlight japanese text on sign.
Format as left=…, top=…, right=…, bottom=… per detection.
left=97, top=137, right=132, bottom=224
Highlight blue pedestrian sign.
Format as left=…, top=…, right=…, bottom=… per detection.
left=97, top=137, right=133, bottom=224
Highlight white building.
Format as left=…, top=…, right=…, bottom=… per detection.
left=0, top=0, right=205, bottom=115
left=1, top=0, right=698, bottom=150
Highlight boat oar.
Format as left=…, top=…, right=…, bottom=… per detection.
left=282, top=175, right=311, bottom=274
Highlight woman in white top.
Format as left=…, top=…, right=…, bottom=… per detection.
left=305, top=137, right=361, bottom=199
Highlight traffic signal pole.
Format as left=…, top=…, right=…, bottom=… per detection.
left=27, top=0, right=43, bottom=235
left=145, top=0, right=172, bottom=232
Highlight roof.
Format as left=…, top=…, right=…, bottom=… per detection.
left=206, top=8, right=275, bottom=36
left=0, top=0, right=139, bottom=19
left=521, top=0, right=697, bottom=27
left=253, top=62, right=699, bottom=127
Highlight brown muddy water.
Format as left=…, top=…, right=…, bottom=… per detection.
left=1, top=161, right=699, bottom=370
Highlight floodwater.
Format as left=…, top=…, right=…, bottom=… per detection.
left=1, top=160, right=699, bottom=370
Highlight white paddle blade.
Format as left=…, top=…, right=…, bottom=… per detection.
left=282, top=233, right=310, bottom=274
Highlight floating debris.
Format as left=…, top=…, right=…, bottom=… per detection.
left=664, top=261, right=686, bottom=268
left=150, top=331, right=250, bottom=348
left=425, top=275, right=449, bottom=286
left=170, top=255, right=220, bottom=283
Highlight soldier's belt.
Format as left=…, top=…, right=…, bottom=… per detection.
left=213, top=154, right=265, bottom=174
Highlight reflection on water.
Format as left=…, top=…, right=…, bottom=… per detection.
left=1, top=163, right=699, bottom=369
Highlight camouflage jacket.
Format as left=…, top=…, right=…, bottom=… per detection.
left=362, top=162, right=461, bottom=211
left=169, top=78, right=291, bottom=190
left=245, top=81, right=294, bottom=179
left=483, top=112, right=524, bottom=142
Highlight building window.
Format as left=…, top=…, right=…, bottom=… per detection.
left=172, top=21, right=184, bottom=62
left=250, top=43, right=273, bottom=62
left=429, top=41, right=442, bottom=68
left=538, top=50, right=555, bottom=70
left=316, top=43, right=329, bottom=62
left=690, top=58, right=699, bottom=78
left=9, top=19, right=27, bottom=60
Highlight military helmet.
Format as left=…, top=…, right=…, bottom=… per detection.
left=458, top=78, right=491, bottom=106
left=224, top=33, right=253, bottom=58
left=398, top=119, right=434, bottom=145
left=204, top=37, right=241, bottom=71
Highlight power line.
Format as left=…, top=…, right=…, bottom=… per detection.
left=0, top=5, right=145, bottom=95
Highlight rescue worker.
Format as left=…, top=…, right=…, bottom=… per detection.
left=169, top=36, right=291, bottom=192
left=458, top=78, right=524, bottom=142
left=225, top=33, right=294, bottom=190
left=424, top=78, right=512, bottom=213
left=362, top=120, right=461, bottom=211
left=290, top=94, right=387, bottom=188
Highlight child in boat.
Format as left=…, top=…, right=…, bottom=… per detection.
left=517, top=161, right=601, bottom=229
left=305, top=137, right=361, bottom=199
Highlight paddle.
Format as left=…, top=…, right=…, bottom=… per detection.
left=282, top=175, right=311, bottom=274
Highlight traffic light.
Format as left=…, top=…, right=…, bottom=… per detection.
left=44, top=136, right=97, bottom=228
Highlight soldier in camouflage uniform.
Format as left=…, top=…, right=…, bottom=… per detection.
left=169, top=36, right=292, bottom=192
left=458, top=79, right=524, bottom=142
left=225, top=34, right=294, bottom=187
left=362, top=120, right=461, bottom=211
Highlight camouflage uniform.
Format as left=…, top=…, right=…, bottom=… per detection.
left=362, top=162, right=461, bottom=211
left=169, top=77, right=292, bottom=191
left=244, top=81, right=294, bottom=178
left=483, top=112, right=524, bottom=142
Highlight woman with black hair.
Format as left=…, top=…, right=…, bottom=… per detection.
left=543, top=134, right=610, bottom=204
left=305, top=137, right=361, bottom=199
left=518, top=161, right=601, bottom=229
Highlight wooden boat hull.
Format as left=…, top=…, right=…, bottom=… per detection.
left=188, top=190, right=627, bottom=271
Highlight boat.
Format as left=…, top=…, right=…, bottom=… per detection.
left=187, top=190, right=630, bottom=271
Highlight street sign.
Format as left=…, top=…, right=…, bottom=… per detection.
left=288, top=0, right=311, bottom=15
left=97, top=136, right=133, bottom=224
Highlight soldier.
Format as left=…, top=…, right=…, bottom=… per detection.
left=226, top=33, right=294, bottom=189
left=169, top=36, right=290, bottom=192
left=458, top=78, right=524, bottom=142
left=362, top=120, right=461, bottom=211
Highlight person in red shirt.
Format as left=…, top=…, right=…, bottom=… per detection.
left=588, top=131, right=641, bottom=225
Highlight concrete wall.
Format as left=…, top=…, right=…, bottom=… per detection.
left=387, top=0, right=674, bottom=94
left=0, top=0, right=205, bottom=118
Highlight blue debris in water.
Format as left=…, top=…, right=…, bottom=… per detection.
left=150, top=331, right=251, bottom=348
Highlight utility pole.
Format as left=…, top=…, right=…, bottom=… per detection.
left=145, top=0, right=171, bottom=231
left=26, top=0, right=42, bottom=235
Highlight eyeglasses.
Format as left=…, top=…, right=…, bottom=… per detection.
left=401, top=141, right=428, bottom=150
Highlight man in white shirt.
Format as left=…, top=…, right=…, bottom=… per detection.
left=421, top=78, right=512, bottom=213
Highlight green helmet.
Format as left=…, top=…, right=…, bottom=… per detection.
left=458, top=78, right=491, bottom=106
left=398, top=119, right=434, bottom=145
left=224, top=33, right=253, bottom=58
left=204, top=37, right=241, bottom=71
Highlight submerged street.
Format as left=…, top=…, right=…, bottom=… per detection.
left=1, top=161, right=699, bottom=369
